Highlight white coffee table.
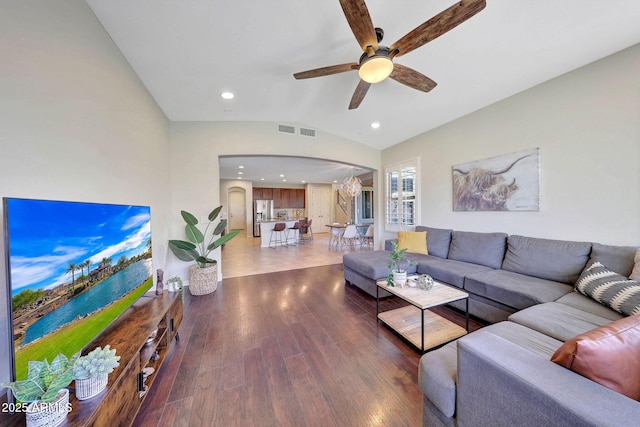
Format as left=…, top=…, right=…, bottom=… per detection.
left=376, top=277, right=469, bottom=352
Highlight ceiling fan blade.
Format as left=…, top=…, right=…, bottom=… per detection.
left=339, top=0, right=378, bottom=52
left=390, top=0, right=486, bottom=58
left=389, top=64, right=437, bottom=92
left=294, top=63, right=358, bottom=79
left=349, top=80, right=371, bottom=109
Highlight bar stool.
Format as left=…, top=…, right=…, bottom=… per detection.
left=300, top=219, right=313, bottom=242
left=269, top=222, right=287, bottom=248
left=287, top=221, right=301, bottom=245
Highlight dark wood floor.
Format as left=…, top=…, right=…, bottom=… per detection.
left=134, top=264, right=484, bottom=427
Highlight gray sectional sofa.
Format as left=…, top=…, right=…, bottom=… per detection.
left=342, top=226, right=640, bottom=426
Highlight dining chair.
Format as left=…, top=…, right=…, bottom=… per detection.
left=341, top=224, right=358, bottom=248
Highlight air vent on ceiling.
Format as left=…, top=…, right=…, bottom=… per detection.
left=277, top=124, right=296, bottom=135
left=299, top=127, right=316, bottom=138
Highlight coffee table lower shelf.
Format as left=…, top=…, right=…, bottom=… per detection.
left=377, top=305, right=468, bottom=352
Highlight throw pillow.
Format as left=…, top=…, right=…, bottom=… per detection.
left=397, top=231, right=428, bottom=255
left=551, top=314, right=640, bottom=401
left=630, top=248, right=640, bottom=281
left=574, top=260, right=640, bottom=317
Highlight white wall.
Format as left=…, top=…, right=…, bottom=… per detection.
left=168, top=121, right=381, bottom=280
left=381, top=44, right=640, bottom=246
left=0, top=0, right=171, bottom=382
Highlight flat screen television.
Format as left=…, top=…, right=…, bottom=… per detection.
left=3, top=197, right=153, bottom=381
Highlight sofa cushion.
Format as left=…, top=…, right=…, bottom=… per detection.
left=501, top=235, right=591, bottom=284
left=416, top=257, right=493, bottom=288
left=575, top=260, right=640, bottom=317
left=555, top=292, right=625, bottom=322
left=509, top=302, right=616, bottom=342
left=397, top=231, right=428, bottom=255
left=418, top=341, right=457, bottom=418
left=447, top=231, right=507, bottom=269
left=415, top=226, right=452, bottom=259
left=419, top=322, right=561, bottom=419
left=551, top=314, right=640, bottom=401
left=631, top=249, right=640, bottom=281
left=464, top=269, right=573, bottom=310
left=590, top=242, right=639, bottom=277
left=343, top=251, right=417, bottom=280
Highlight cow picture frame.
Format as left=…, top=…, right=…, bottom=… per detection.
left=452, top=148, right=540, bottom=211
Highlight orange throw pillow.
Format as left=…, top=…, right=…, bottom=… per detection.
left=551, top=314, right=640, bottom=401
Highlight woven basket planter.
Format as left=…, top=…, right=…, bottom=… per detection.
left=75, top=373, right=108, bottom=401
left=25, top=389, right=69, bottom=427
left=189, top=264, right=218, bottom=296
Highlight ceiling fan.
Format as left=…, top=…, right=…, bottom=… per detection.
left=293, top=0, right=486, bottom=109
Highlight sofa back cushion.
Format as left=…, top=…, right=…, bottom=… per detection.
left=415, top=226, right=452, bottom=259
left=551, top=314, right=640, bottom=401
left=447, top=231, right=507, bottom=269
left=590, top=243, right=639, bottom=277
left=502, top=235, right=591, bottom=284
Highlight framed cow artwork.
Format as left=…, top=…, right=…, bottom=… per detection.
left=452, top=148, right=540, bottom=211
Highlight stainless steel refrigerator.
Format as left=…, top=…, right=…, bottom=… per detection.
left=253, top=199, right=274, bottom=237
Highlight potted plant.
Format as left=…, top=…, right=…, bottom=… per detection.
left=3, top=352, right=79, bottom=427
left=166, top=276, right=183, bottom=292
left=168, top=206, right=240, bottom=296
left=387, top=241, right=417, bottom=287
left=73, top=345, right=120, bottom=401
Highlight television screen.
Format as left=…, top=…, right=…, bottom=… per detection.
left=3, top=198, right=153, bottom=381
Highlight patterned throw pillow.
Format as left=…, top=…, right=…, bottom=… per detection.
left=575, top=260, right=640, bottom=316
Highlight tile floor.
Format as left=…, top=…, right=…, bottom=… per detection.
left=221, top=230, right=373, bottom=279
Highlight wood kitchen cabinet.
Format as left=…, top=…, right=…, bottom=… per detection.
left=272, top=188, right=282, bottom=207
left=253, top=188, right=305, bottom=208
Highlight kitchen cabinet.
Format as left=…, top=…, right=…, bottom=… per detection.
left=295, top=189, right=305, bottom=208
left=272, top=188, right=282, bottom=207
left=253, top=188, right=305, bottom=208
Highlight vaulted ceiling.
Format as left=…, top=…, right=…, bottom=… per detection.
left=86, top=1, right=640, bottom=150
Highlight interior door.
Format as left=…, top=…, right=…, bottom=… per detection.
left=310, top=186, right=331, bottom=232
left=228, top=188, right=246, bottom=230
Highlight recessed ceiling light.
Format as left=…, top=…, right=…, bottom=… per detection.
left=282, top=179, right=287, bottom=182
left=279, top=174, right=285, bottom=177
left=333, top=180, right=338, bottom=183
left=238, top=165, right=244, bottom=169
left=260, top=178, right=265, bottom=181
left=371, top=122, right=381, bottom=129
left=221, top=91, right=234, bottom=100
left=301, top=180, right=306, bottom=183
left=237, top=171, right=243, bottom=175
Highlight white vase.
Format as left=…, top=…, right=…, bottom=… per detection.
left=75, top=373, right=108, bottom=400
left=392, top=270, right=407, bottom=287
left=25, top=389, right=70, bottom=427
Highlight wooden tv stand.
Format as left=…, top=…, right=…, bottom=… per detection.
left=1, top=291, right=183, bottom=427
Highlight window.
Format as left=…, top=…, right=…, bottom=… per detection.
left=385, top=159, right=418, bottom=230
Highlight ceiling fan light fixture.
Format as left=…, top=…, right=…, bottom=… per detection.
left=358, top=48, right=393, bottom=84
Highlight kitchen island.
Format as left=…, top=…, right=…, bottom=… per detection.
left=258, top=220, right=302, bottom=247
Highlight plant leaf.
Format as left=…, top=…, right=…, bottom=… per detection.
left=3, top=379, right=45, bottom=402
left=195, top=256, right=216, bottom=265
left=180, top=210, right=198, bottom=226
left=208, top=229, right=241, bottom=250
left=212, top=219, right=227, bottom=236
left=208, top=206, right=223, bottom=222
left=185, top=224, right=204, bottom=244
left=168, top=241, right=199, bottom=262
